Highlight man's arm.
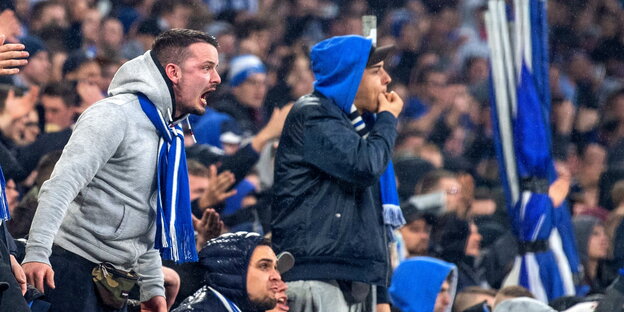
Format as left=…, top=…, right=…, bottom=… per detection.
left=302, top=92, right=403, bottom=187
left=23, top=103, right=127, bottom=292
left=135, top=248, right=166, bottom=312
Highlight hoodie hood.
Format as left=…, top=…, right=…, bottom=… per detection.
left=108, top=50, right=177, bottom=123
left=390, top=257, right=458, bottom=312
left=493, top=297, right=556, bottom=312
left=310, top=35, right=372, bottom=114
left=199, top=231, right=264, bottom=312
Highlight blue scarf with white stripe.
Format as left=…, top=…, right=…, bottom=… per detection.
left=348, top=104, right=405, bottom=233
left=138, top=94, right=197, bottom=263
left=0, top=166, right=10, bottom=221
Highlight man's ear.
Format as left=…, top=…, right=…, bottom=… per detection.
left=165, top=63, right=180, bottom=84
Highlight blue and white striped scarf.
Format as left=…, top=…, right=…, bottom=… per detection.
left=0, top=166, right=10, bottom=221
left=348, top=104, right=405, bottom=233
left=138, top=94, right=197, bottom=263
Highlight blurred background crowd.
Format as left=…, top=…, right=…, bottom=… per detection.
left=2, top=0, right=624, bottom=311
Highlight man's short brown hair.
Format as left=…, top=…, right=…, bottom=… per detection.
left=152, top=29, right=219, bottom=68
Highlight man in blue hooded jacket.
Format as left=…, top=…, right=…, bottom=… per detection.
left=271, top=35, right=404, bottom=311
left=389, top=257, right=458, bottom=312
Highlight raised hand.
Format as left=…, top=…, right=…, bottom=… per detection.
left=198, top=165, right=237, bottom=209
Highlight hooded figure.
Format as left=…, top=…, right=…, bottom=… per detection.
left=272, top=35, right=401, bottom=310
left=389, top=257, right=458, bottom=312
left=173, top=232, right=291, bottom=312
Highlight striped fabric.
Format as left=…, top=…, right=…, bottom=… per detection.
left=348, top=104, right=405, bottom=232
left=138, top=94, right=197, bottom=263
left=0, top=166, right=9, bottom=221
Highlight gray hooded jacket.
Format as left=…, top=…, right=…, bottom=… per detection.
left=24, top=50, right=178, bottom=301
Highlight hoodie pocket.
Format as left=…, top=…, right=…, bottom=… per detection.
left=92, top=204, right=130, bottom=240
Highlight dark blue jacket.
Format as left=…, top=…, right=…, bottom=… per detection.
left=271, top=34, right=398, bottom=287
left=173, top=232, right=265, bottom=312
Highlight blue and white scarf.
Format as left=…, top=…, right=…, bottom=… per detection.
left=0, top=166, right=10, bottom=221
left=138, top=94, right=197, bottom=263
left=348, top=105, right=405, bottom=233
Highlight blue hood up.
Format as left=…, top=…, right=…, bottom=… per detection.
left=389, top=257, right=458, bottom=312
left=310, top=35, right=373, bottom=114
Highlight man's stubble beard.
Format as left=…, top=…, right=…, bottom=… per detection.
left=251, top=296, right=277, bottom=311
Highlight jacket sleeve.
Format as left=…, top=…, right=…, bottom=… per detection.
left=303, top=110, right=398, bottom=187
left=136, top=248, right=166, bottom=302
left=23, top=103, right=127, bottom=265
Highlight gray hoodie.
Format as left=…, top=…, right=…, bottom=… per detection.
left=24, top=50, right=177, bottom=301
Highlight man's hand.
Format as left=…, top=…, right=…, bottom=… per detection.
left=0, top=35, right=28, bottom=76
left=251, top=103, right=293, bottom=152
left=22, top=262, right=55, bottom=293
left=198, top=165, right=236, bottom=209
left=193, top=208, right=224, bottom=250
left=140, top=295, right=167, bottom=312
left=377, top=91, right=403, bottom=118
left=9, top=255, right=26, bottom=295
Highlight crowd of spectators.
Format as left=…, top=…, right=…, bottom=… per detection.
left=1, top=0, right=624, bottom=311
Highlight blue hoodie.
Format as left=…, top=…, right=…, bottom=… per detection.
left=390, top=257, right=458, bottom=312
left=311, top=35, right=372, bottom=113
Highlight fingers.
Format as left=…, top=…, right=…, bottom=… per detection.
left=207, top=164, right=217, bottom=181
left=0, top=58, right=28, bottom=69
left=191, top=214, right=200, bottom=227
left=0, top=46, right=28, bottom=58
left=45, top=267, right=55, bottom=290
left=33, top=270, right=45, bottom=293
left=217, top=189, right=237, bottom=202
left=215, top=170, right=235, bottom=191
left=378, top=92, right=390, bottom=106
left=0, top=34, right=4, bottom=46
left=205, top=208, right=219, bottom=227
left=10, top=256, right=27, bottom=295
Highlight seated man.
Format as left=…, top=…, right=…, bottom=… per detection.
left=389, top=257, right=457, bottom=312
left=173, top=232, right=293, bottom=312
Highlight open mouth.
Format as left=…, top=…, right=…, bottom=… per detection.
left=276, top=297, right=289, bottom=311
left=200, top=92, right=209, bottom=106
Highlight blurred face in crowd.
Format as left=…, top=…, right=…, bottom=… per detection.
left=66, top=60, right=103, bottom=86
left=100, top=18, right=124, bottom=50
left=188, top=174, right=208, bottom=201
left=287, top=56, right=314, bottom=99
left=34, top=3, right=69, bottom=31
left=400, top=218, right=431, bottom=257
left=233, top=73, right=267, bottom=109
left=247, top=245, right=281, bottom=310
left=42, top=94, right=75, bottom=130
left=22, top=51, right=52, bottom=86
left=588, top=224, right=609, bottom=260
left=164, top=4, right=192, bottom=29
left=170, top=42, right=221, bottom=117
left=99, top=62, right=122, bottom=93
left=81, top=9, right=102, bottom=44
left=434, top=279, right=452, bottom=312
left=465, top=223, right=482, bottom=257
left=422, top=71, right=447, bottom=103
left=354, top=61, right=392, bottom=114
